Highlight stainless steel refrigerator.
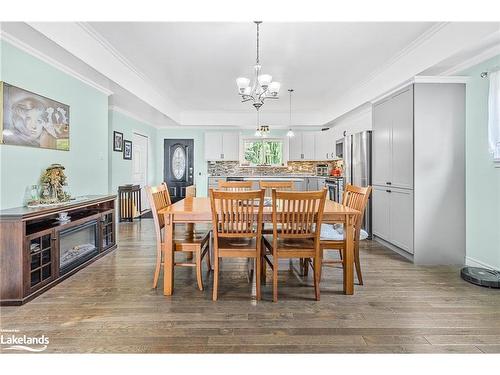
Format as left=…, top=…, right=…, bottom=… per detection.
left=343, top=131, right=372, bottom=237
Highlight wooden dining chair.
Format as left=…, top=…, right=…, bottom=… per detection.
left=185, top=185, right=196, bottom=198
left=217, top=179, right=253, bottom=191
left=146, top=183, right=211, bottom=291
left=262, top=188, right=327, bottom=302
left=209, top=188, right=265, bottom=301
left=259, top=180, right=295, bottom=197
left=316, top=184, right=372, bottom=285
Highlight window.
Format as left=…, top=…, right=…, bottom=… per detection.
left=242, top=138, right=284, bottom=166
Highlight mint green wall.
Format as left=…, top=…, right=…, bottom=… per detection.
left=108, top=110, right=158, bottom=194
left=461, top=55, right=500, bottom=269
left=0, top=41, right=109, bottom=209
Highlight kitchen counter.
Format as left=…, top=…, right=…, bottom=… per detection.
left=207, top=175, right=328, bottom=193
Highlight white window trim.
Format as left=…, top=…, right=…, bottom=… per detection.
left=240, top=136, right=288, bottom=167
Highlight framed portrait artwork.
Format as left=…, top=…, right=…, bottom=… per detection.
left=113, top=131, right=124, bottom=152
left=123, top=139, right=132, bottom=160
left=1, top=82, right=70, bottom=150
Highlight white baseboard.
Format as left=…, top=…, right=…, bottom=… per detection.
left=465, top=256, right=498, bottom=270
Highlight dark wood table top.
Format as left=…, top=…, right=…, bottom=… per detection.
left=0, top=194, right=116, bottom=220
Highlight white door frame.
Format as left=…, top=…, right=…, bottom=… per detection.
left=132, top=132, right=149, bottom=210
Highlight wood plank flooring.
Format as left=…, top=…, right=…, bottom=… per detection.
left=1, top=219, right=499, bottom=353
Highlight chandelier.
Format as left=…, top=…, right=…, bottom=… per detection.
left=236, top=21, right=281, bottom=111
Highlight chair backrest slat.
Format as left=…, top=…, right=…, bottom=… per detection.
left=341, top=184, right=372, bottom=239
left=145, top=183, right=172, bottom=242
left=218, top=179, right=253, bottom=191
left=272, top=189, right=327, bottom=240
left=185, top=185, right=196, bottom=198
left=259, top=180, right=294, bottom=197
left=210, top=189, right=264, bottom=239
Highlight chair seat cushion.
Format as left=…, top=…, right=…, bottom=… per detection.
left=172, top=226, right=210, bottom=244
left=217, top=237, right=258, bottom=251
left=319, top=224, right=368, bottom=241
left=262, top=235, right=315, bottom=253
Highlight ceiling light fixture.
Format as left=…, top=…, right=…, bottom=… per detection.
left=236, top=21, right=281, bottom=111
left=286, top=89, right=295, bottom=138
left=254, top=110, right=270, bottom=138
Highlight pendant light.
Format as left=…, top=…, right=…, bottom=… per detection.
left=286, top=89, right=295, bottom=137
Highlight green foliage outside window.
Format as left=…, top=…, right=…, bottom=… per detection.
left=243, top=139, right=283, bottom=165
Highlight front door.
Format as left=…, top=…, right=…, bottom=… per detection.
left=164, top=139, right=194, bottom=203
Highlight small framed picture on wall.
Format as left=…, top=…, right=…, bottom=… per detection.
left=113, top=131, right=124, bottom=152
left=123, top=139, right=132, bottom=160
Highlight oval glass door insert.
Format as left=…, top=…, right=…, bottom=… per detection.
left=172, top=145, right=186, bottom=180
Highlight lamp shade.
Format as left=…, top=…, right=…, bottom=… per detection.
left=236, top=77, right=250, bottom=92
left=258, top=74, right=272, bottom=87
left=268, top=81, right=281, bottom=95
left=286, top=129, right=295, bottom=137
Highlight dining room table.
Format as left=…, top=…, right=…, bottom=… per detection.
left=158, top=196, right=360, bottom=297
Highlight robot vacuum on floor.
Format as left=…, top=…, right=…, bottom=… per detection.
left=461, top=267, right=500, bottom=288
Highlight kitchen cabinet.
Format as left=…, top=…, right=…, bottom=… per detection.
left=372, top=186, right=390, bottom=241
left=288, top=132, right=316, bottom=160
left=314, top=130, right=336, bottom=160
left=372, top=186, right=413, bottom=253
left=372, top=87, right=413, bottom=189
left=204, top=132, right=239, bottom=161
left=372, top=82, right=465, bottom=264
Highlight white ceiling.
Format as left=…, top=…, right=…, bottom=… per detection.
left=3, top=21, right=500, bottom=128
left=87, top=22, right=435, bottom=113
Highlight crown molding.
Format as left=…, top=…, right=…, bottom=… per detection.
left=76, top=23, right=152, bottom=86
left=108, top=105, right=161, bottom=129
left=440, top=44, right=500, bottom=76
left=413, top=75, right=470, bottom=84
left=0, top=29, right=113, bottom=96
left=352, top=23, right=449, bottom=93
left=28, top=22, right=181, bottom=123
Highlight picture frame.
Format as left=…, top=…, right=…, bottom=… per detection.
left=123, top=139, right=132, bottom=160
left=113, top=131, right=124, bottom=152
left=1, top=81, right=70, bottom=150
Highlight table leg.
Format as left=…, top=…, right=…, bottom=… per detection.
left=163, top=217, right=175, bottom=296
left=343, top=215, right=355, bottom=295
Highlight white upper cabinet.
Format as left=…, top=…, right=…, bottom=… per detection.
left=204, top=133, right=223, bottom=161
left=391, top=89, right=414, bottom=189
left=221, top=133, right=239, bottom=160
left=302, top=132, right=316, bottom=160
left=373, top=86, right=414, bottom=189
left=288, top=133, right=303, bottom=161
left=314, top=130, right=336, bottom=160
left=288, top=132, right=316, bottom=161
left=204, top=132, right=239, bottom=161
left=373, top=98, right=392, bottom=186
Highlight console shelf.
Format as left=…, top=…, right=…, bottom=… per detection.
left=0, top=195, right=117, bottom=305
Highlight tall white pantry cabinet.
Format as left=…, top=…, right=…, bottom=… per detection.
left=372, top=82, right=466, bottom=265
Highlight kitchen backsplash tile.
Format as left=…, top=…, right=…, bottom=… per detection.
left=207, top=160, right=342, bottom=176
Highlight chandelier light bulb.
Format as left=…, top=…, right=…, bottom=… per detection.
left=268, top=81, right=281, bottom=96
left=258, top=74, right=272, bottom=88
left=236, top=77, right=250, bottom=93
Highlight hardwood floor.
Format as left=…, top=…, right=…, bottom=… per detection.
left=1, top=219, right=499, bottom=353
